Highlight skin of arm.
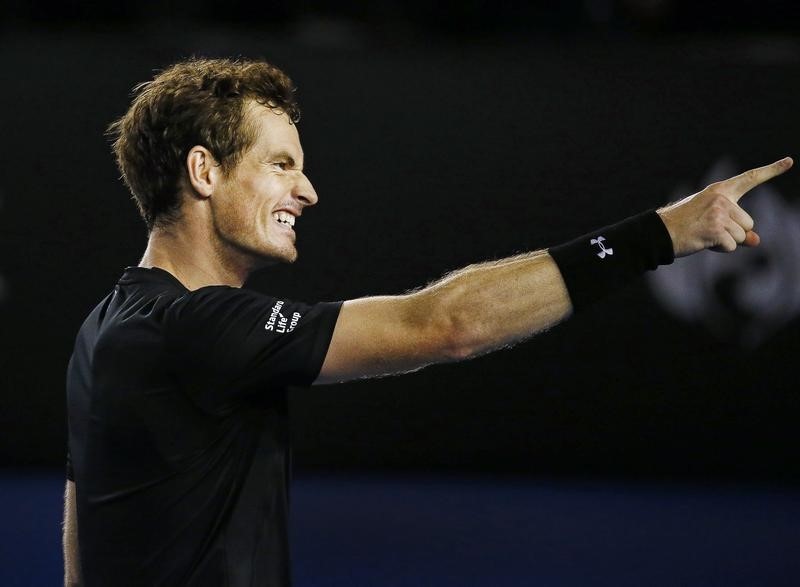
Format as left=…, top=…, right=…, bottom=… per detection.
left=63, top=480, right=81, bottom=587
left=316, top=251, right=571, bottom=383
left=316, top=157, right=793, bottom=385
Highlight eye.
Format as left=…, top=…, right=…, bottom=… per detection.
left=273, top=161, right=288, bottom=171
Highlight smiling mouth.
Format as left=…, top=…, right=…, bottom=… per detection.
left=272, top=211, right=296, bottom=229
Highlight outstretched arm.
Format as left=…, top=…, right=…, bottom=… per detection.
left=316, top=157, right=792, bottom=384
left=63, top=480, right=81, bottom=587
left=316, top=250, right=570, bottom=383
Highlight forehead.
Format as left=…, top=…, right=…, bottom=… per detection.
left=245, top=101, right=302, bottom=158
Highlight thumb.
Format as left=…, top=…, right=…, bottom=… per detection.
left=743, top=230, right=760, bottom=247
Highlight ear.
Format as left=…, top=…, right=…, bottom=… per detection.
left=185, top=146, right=222, bottom=199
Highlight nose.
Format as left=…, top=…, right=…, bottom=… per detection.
left=294, top=172, right=319, bottom=207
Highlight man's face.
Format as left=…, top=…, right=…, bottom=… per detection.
left=211, top=102, right=318, bottom=266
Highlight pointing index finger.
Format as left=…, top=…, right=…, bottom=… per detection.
left=724, top=157, right=793, bottom=202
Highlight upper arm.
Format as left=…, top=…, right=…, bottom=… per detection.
left=164, top=286, right=341, bottom=411
left=315, top=293, right=454, bottom=385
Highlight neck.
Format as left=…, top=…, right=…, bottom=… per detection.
left=139, top=221, right=250, bottom=291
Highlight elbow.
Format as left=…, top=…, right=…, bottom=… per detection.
left=411, top=282, right=483, bottom=364
left=443, top=339, right=476, bottom=362
left=433, top=302, right=481, bottom=363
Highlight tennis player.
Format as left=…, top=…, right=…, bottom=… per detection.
left=63, top=57, right=792, bottom=586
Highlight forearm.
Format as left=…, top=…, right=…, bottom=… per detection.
left=63, top=480, right=81, bottom=587
left=416, top=250, right=572, bottom=360
left=317, top=250, right=572, bottom=383
left=320, top=210, right=676, bottom=383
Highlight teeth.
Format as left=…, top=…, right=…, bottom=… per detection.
left=272, top=211, right=296, bottom=227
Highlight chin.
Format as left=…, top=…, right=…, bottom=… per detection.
left=251, top=246, right=298, bottom=268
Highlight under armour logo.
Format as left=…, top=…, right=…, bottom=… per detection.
left=590, top=236, right=613, bottom=259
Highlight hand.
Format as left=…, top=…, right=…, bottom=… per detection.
left=657, top=157, right=793, bottom=258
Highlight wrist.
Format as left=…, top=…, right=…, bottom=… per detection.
left=655, top=205, right=684, bottom=257
left=548, top=209, right=675, bottom=312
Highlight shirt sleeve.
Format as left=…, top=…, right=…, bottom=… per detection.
left=164, top=286, right=342, bottom=414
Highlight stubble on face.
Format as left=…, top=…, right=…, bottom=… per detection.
left=209, top=103, right=306, bottom=271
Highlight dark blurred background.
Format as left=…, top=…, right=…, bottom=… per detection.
left=1, top=2, right=800, bottom=585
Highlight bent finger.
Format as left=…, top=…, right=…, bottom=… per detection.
left=729, top=204, right=755, bottom=232
left=727, top=221, right=747, bottom=245
left=712, top=232, right=738, bottom=253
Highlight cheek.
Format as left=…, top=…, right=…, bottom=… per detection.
left=215, top=173, right=284, bottom=238
left=213, top=187, right=256, bottom=239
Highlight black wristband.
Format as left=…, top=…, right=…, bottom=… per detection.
left=548, top=209, right=675, bottom=311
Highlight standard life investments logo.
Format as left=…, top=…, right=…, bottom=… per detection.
left=647, top=158, right=800, bottom=348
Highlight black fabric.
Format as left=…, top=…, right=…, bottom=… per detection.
left=66, top=267, right=342, bottom=587
left=548, top=209, right=675, bottom=311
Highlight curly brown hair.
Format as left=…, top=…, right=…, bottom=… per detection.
left=107, top=57, right=301, bottom=231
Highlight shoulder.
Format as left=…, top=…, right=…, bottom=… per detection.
left=164, top=285, right=273, bottom=325
left=165, top=285, right=341, bottom=334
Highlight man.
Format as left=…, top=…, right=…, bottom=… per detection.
left=64, top=57, right=792, bottom=586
